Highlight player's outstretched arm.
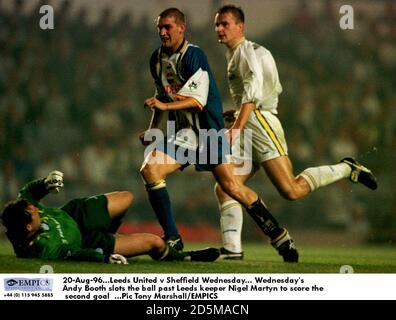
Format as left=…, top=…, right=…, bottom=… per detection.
left=17, top=171, right=63, bottom=204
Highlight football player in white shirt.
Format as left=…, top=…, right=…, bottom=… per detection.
left=214, top=5, right=377, bottom=260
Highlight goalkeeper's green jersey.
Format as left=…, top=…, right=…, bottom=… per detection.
left=17, top=179, right=105, bottom=262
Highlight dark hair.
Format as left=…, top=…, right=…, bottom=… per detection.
left=1, top=199, right=32, bottom=242
left=217, top=5, right=245, bottom=23
left=158, top=7, right=186, bottom=25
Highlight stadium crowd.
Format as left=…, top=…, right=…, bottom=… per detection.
left=1, top=1, right=395, bottom=242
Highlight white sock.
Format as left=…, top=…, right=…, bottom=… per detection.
left=220, top=200, right=243, bottom=253
left=299, top=163, right=352, bottom=191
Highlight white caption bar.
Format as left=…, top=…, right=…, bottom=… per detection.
left=1, top=274, right=395, bottom=300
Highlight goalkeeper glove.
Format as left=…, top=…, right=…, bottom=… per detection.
left=45, top=170, right=64, bottom=194
left=108, top=254, right=129, bottom=264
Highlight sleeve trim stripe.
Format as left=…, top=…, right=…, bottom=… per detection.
left=175, top=95, right=204, bottom=110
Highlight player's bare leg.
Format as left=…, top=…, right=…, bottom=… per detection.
left=213, top=163, right=298, bottom=262
left=140, top=150, right=184, bottom=250
left=105, top=191, right=134, bottom=219
left=214, top=166, right=253, bottom=258
left=114, top=233, right=166, bottom=257
left=212, top=163, right=257, bottom=206
left=114, top=233, right=183, bottom=261
left=262, top=156, right=311, bottom=201
left=262, top=155, right=377, bottom=200
left=104, top=191, right=134, bottom=233
left=140, top=150, right=182, bottom=184
left=114, top=233, right=220, bottom=262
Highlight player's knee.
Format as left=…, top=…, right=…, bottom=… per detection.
left=151, top=235, right=165, bottom=251
left=121, top=191, right=134, bottom=208
left=140, top=163, right=157, bottom=180
left=112, top=191, right=133, bottom=210
left=148, top=236, right=168, bottom=260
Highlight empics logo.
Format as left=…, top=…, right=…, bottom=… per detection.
left=4, top=278, right=53, bottom=292
left=6, top=279, right=18, bottom=286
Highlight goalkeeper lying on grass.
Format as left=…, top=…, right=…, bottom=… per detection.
left=1, top=171, right=219, bottom=264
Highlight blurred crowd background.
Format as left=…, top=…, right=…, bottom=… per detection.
left=1, top=0, right=395, bottom=244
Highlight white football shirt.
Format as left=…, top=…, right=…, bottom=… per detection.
left=226, top=38, right=282, bottom=114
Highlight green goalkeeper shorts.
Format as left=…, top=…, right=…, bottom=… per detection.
left=61, top=195, right=115, bottom=255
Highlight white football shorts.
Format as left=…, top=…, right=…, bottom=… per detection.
left=231, top=109, right=288, bottom=171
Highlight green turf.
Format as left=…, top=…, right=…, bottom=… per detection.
left=0, top=240, right=395, bottom=273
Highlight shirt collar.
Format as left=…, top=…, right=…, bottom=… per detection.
left=162, top=39, right=187, bottom=56
left=229, top=36, right=245, bottom=51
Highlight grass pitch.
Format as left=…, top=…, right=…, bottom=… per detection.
left=0, top=240, right=395, bottom=274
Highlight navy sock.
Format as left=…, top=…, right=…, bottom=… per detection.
left=147, top=185, right=179, bottom=239
left=246, top=199, right=283, bottom=240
